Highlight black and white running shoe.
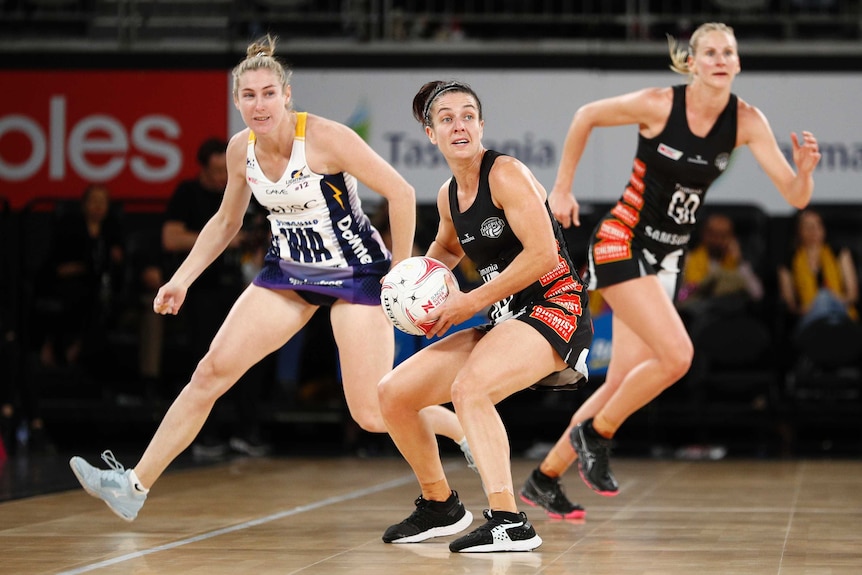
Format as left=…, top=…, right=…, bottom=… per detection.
left=383, top=491, right=473, bottom=543
left=449, top=509, right=542, bottom=553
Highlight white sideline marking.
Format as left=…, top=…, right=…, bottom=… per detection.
left=58, top=472, right=419, bottom=575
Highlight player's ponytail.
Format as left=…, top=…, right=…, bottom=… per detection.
left=667, top=34, right=691, bottom=76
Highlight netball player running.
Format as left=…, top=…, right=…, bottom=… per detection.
left=520, top=22, right=821, bottom=518
left=69, top=35, right=470, bottom=521
left=378, top=81, right=592, bottom=552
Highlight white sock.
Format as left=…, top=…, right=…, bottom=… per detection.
left=129, top=470, right=149, bottom=494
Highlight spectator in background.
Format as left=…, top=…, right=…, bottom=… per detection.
left=778, top=208, right=858, bottom=331
left=677, top=212, right=764, bottom=336
left=161, top=136, right=270, bottom=458
left=29, top=183, right=123, bottom=454
left=39, top=183, right=125, bottom=370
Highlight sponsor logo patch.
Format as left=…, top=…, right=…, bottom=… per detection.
left=539, top=256, right=571, bottom=286
left=657, top=143, right=684, bottom=160
left=611, top=202, right=640, bottom=228
left=530, top=305, right=576, bottom=342
left=597, top=220, right=633, bottom=242
left=549, top=292, right=583, bottom=317
left=480, top=217, right=505, bottom=239
left=628, top=173, right=645, bottom=194
left=594, top=239, right=632, bottom=264
left=543, top=275, right=584, bottom=299
left=623, top=186, right=645, bottom=210
left=643, top=225, right=690, bottom=246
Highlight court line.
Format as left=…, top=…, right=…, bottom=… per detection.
left=777, top=460, right=805, bottom=575
left=57, top=471, right=420, bottom=575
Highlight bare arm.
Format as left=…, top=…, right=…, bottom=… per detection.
left=305, top=114, right=416, bottom=267
left=551, top=87, right=671, bottom=227
left=427, top=157, right=559, bottom=335
left=154, top=131, right=251, bottom=314
left=738, top=100, right=821, bottom=210
left=425, top=179, right=465, bottom=271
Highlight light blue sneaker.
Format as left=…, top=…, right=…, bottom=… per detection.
left=69, top=450, right=147, bottom=521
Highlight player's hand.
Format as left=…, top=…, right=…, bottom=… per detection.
left=791, top=131, right=821, bottom=175
left=548, top=186, right=581, bottom=228
left=423, top=275, right=471, bottom=338
left=153, top=281, right=187, bottom=315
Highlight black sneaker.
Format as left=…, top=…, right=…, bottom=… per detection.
left=383, top=491, right=474, bottom=543
left=449, top=509, right=542, bottom=553
left=570, top=418, right=619, bottom=496
left=519, top=469, right=586, bottom=520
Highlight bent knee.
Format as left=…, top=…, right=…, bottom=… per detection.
left=664, top=336, right=694, bottom=381
left=353, top=411, right=387, bottom=434
left=354, top=415, right=386, bottom=433
left=377, top=374, right=399, bottom=417
left=450, top=377, right=485, bottom=411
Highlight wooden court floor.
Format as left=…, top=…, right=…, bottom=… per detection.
left=2, top=455, right=861, bottom=574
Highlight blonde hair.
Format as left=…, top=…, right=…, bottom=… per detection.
left=231, top=34, right=293, bottom=106
left=667, top=22, right=736, bottom=78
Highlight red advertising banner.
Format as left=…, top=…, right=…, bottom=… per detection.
left=0, top=70, right=228, bottom=209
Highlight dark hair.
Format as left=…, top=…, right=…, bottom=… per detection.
left=196, top=137, right=228, bottom=168
left=411, top=80, right=482, bottom=127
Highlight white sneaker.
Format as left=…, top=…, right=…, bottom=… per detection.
left=69, top=450, right=146, bottom=521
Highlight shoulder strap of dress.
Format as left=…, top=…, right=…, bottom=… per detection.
left=479, top=149, right=502, bottom=183
left=295, top=112, right=307, bottom=139
left=670, top=84, right=686, bottom=118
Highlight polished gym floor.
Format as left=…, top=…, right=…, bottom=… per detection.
left=1, top=451, right=861, bottom=574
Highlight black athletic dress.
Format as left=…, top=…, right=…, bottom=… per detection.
left=587, top=84, right=739, bottom=300
left=448, top=150, right=592, bottom=377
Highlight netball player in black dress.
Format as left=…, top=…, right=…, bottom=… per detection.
left=520, top=23, right=821, bottom=516
left=379, top=80, right=593, bottom=552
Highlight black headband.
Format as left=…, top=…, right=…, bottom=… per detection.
left=422, top=82, right=465, bottom=125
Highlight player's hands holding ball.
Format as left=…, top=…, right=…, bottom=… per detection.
left=422, top=274, right=473, bottom=338
left=153, top=281, right=187, bottom=315
left=380, top=256, right=471, bottom=338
